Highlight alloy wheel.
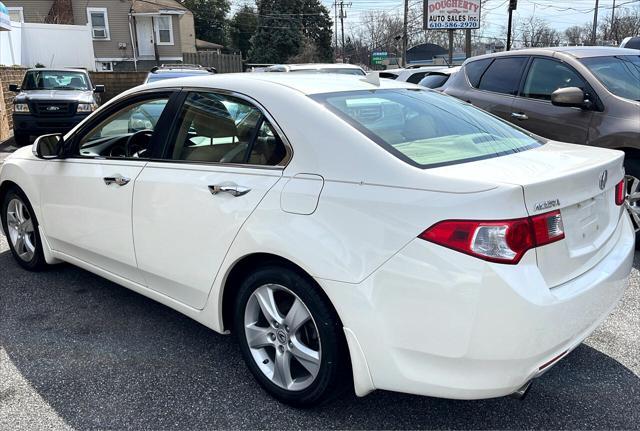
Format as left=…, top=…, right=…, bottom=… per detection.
left=244, top=283, right=322, bottom=391
left=625, top=175, right=640, bottom=231
left=6, top=198, right=36, bottom=262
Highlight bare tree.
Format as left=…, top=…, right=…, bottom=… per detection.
left=518, top=16, right=561, bottom=47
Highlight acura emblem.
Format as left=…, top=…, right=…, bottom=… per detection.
left=599, top=170, right=608, bottom=190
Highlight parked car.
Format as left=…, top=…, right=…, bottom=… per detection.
left=263, top=63, right=366, bottom=75
left=0, top=74, right=633, bottom=407
left=10, top=68, right=105, bottom=147
left=417, top=66, right=461, bottom=90
left=145, top=64, right=217, bottom=84
left=620, top=36, right=640, bottom=49
left=379, top=66, right=450, bottom=84
left=443, top=47, right=640, bottom=176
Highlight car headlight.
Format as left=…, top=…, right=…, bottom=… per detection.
left=13, top=103, right=29, bottom=113
left=77, top=103, right=97, bottom=113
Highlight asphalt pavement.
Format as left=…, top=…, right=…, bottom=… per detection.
left=0, top=200, right=638, bottom=429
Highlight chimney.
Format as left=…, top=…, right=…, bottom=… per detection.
left=45, top=0, right=75, bottom=25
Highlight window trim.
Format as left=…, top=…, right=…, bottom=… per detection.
left=154, top=87, right=293, bottom=169
left=87, top=7, right=110, bottom=41
left=154, top=15, right=174, bottom=46
left=7, top=7, right=24, bottom=23
left=63, top=90, right=179, bottom=161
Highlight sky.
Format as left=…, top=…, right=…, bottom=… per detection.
left=230, top=0, right=640, bottom=41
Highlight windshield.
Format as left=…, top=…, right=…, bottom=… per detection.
left=312, top=89, right=541, bottom=168
left=22, top=70, right=90, bottom=91
left=290, top=68, right=366, bottom=76
left=581, top=55, right=640, bottom=101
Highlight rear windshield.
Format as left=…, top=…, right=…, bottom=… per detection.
left=312, top=89, right=541, bottom=168
left=419, top=74, right=450, bottom=89
left=22, top=70, right=90, bottom=91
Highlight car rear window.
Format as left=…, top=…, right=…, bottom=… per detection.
left=464, top=58, right=492, bottom=87
left=312, top=89, right=540, bottom=169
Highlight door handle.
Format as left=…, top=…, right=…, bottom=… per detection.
left=511, top=112, right=529, bottom=120
left=103, top=175, right=131, bottom=186
left=208, top=184, right=251, bottom=197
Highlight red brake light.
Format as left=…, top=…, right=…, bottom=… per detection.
left=615, top=179, right=625, bottom=206
left=419, top=210, right=565, bottom=264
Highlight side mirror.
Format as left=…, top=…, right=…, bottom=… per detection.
left=551, top=87, right=591, bottom=109
left=94, top=85, right=105, bottom=93
left=32, top=134, right=64, bottom=159
left=9, top=84, right=19, bottom=92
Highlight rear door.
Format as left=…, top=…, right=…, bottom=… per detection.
left=132, top=90, right=289, bottom=309
left=464, top=56, right=529, bottom=121
left=511, top=56, right=593, bottom=143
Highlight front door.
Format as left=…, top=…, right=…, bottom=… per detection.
left=39, top=94, right=173, bottom=284
left=136, top=16, right=155, bottom=57
left=133, top=91, right=288, bottom=308
left=511, top=57, right=593, bottom=144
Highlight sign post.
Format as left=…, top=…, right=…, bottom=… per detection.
left=423, top=0, right=482, bottom=64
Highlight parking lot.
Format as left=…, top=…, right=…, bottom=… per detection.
left=0, top=215, right=638, bottom=430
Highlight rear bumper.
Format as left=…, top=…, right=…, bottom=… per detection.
left=13, top=113, right=90, bottom=136
left=320, top=212, right=634, bottom=399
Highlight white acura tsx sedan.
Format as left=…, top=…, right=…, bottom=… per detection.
left=0, top=73, right=634, bottom=407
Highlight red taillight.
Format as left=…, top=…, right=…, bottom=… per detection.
left=615, top=179, right=625, bottom=206
left=419, top=210, right=565, bottom=264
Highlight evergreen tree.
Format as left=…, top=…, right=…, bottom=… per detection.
left=181, top=0, right=230, bottom=46
left=230, top=5, right=258, bottom=57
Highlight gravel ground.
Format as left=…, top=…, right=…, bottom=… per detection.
left=0, top=230, right=639, bottom=430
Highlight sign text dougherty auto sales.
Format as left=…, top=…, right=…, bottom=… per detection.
left=424, top=0, right=482, bottom=30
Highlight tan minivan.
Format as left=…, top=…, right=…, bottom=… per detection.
left=444, top=47, right=640, bottom=175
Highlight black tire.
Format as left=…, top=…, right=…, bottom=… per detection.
left=13, top=132, right=30, bottom=147
left=234, top=265, right=350, bottom=407
left=624, top=158, right=640, bottom=250
left=1, top=186, right=48, bottom=271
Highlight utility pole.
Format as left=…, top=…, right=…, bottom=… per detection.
left=507, top=0, right=517, bottom=51
left=334, top=1, right=338, bottom=61
left=338, top=2, right=350, bottom=63
left=591, top=0, right=600, bottom=45
left=610, top=0, right=617, bottom=43
left=402, top=0, right=409, bottom=67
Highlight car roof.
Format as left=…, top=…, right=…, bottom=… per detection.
left=468, top=46, right=640, bottom=62
left=143, top=72, right=416, bottom=95
left=26, top=68, right=88, bottom=73
left=151, top=69, right=211, bottom=74
left=273, top=63, right=364, bottom=71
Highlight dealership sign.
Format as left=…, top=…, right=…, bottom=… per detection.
left=424, top=0, right=481, bottom=30
left=371, top=51, right=388, bottom=65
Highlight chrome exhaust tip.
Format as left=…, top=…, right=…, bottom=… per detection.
left=511, top=380, right=533, bottom=400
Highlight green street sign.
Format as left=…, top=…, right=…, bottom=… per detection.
left=371, top=51, right=388, bottom=65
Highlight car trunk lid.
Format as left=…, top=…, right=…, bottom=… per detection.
left=430, top=142, right=626, bottom=287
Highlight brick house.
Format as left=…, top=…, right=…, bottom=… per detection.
left=3, top=0, right=197, bottom=71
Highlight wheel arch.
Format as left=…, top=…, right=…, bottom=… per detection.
left=219, top=252, right=343, bottom=333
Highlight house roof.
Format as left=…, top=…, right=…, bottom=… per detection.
left=196, top=39, right=224, bottom=50
left=131, top=0, right=189, bottom=14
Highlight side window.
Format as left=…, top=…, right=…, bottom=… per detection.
left=79, top=98, right=169, bottom=158
left=478, top=57, right=528, bottom=95
left=522, top=58, right=587, bottom=101
left=465, top=58, right=493, bottom=88
left=167, top=92, right=286, bottom=166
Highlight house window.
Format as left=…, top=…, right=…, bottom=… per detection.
left=87, top=8, right=110, bottom=40
left=7, top=7, right=24, bottom=23
left=155, top=15, right=174, bottom=45
left=99, top=62, right=113, bottom=71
